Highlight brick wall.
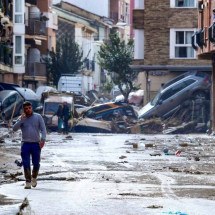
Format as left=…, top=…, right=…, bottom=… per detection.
left=143, top=0, right=210, bottom=66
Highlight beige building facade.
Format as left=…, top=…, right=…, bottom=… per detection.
left=0, top=0, right=57, bottom=89
left=195, top=0, right=215, bottom=130
left=24, top=0, right=57, bottom=89
left=132, top=0, right=211, bottom=105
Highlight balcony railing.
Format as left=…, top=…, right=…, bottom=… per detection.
left=26, top=19, right=47, bottom=36
left=25, top=0, right=37, bottom=5
left=25, top=62, right=46, bottom=76
left=0, top=43, right=12, bottom=66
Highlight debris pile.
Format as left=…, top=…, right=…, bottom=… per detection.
left=130, top=118, right=163, bottom=134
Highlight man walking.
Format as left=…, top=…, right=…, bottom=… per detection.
left=13, top=101, right=47, bottom=189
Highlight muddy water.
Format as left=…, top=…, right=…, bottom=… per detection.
left=0, top=131, right=215, bottom=215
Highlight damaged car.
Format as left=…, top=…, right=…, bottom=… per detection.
left=42, top=92, right=74, bottom=131
left=0, top=90, right=24, bottom=121
left=83, top=102, right=138, bottom=121
left=139, top=71, right=211, bottom=119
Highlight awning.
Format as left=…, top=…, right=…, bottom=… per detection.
left=25, top=35, right=47, bottom=41
left=130, top=65, right=212, bottom=72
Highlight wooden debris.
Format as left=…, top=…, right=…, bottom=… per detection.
left=16, top=197, right=30, bottom=215
left=132, top=143, right=138, bottom=148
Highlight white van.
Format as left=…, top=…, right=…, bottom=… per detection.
left=58, top=76, right=83, bottom=93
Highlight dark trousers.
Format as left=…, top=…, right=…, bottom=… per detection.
left=21, top=142, right=41, bottom=182
left=63, top=119, right=69, bottom=133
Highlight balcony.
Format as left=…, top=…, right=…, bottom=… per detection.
left=26, top=19, right=47, bottom=36
left=25, top=62, right=46, bottom=77
left=25, top=0, right=37, bottom=5
left=0, top=43, right=12, bottom=67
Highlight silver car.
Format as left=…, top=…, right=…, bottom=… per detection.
left=138, top=71, right=211, bottom=119
left=0, top=90, right=24, bottom=121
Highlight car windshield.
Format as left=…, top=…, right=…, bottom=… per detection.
left=44, top=102, right=71, bottom=115
left=162, top=75, right=185, bottom=89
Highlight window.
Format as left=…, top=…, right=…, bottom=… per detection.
left=184, top=79, right=196, bottom=86
left=160, top=79, right=196, bottom=101
left=14, top=35, right=24, bottom=64
left=170, top=0, right=196, bottom=8
left=170, top=29, right=196, bottom=59
left=14, top=0, right=24, bottom=23
left=160, top=82, right=185, bottom=101
left=15, top=36, right=21, bottom=54
left=3, top=94, right=15, bottom=108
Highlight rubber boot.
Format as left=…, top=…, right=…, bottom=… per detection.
left=32, top=168, right=39, bottom=179
left=24, top=168, right=31, bottom=182
left=32, top=168, right=39, bottom=188
left=24, top=168, right=31, bottom=189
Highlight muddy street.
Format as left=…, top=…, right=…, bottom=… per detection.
left=0, top=130, right=215, bottom=215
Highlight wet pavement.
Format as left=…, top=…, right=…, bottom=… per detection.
left=0, top=130, right=215, bottom=215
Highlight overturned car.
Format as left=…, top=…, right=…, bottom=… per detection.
left=139, top=71, right=211, bottom=120
left=0, top=90, right=24, bottom=122
left=82, top=102, right=138, bottom=121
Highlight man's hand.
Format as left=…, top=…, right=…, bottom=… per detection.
left=20, top=113, right=26, bottom=120
left=39, top=140, right=45, bottom=149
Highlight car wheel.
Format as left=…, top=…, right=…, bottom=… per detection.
left=193, top=91, right=208, bottom=100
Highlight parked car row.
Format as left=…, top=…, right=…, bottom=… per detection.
left=0, top=71, right=212, bottom=133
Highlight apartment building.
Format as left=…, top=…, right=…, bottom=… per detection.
left=24, top=0, right=57, bottom=89
left=110, top=0, right=131, bottom=42
left=0, top=0, right=22, bottom=84
left=195, top=0, right=215, bottom=130
left=132, top=0, right=211, bottom=104
left=53, top=1, right=111, bottom=93
left=0, top=0, right=57, bottom=89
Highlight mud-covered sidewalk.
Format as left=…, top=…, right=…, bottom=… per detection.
left=0, top=129, right=215, bottom=215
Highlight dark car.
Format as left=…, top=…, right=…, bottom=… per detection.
left=83, top=102, right=137, bottom=121
left=0, top=82, right=20, bottom=91
left=0, top=83, right=41, bottom=111
left=13, top=87, right=41, bottom=110
left=0, top=90, right=24, bottom=121
left=139, top=71, right=211, bottom=119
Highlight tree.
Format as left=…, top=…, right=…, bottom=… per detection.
left=98, top=32, right=137, bottom=101
left=45, top=35, right=83, bottom=86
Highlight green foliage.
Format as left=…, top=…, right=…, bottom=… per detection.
left=103, top=80, right=113, bottom=93
left=98, top=32, right=136, bottom=101
left=44, top=35, right=83, bottom=86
